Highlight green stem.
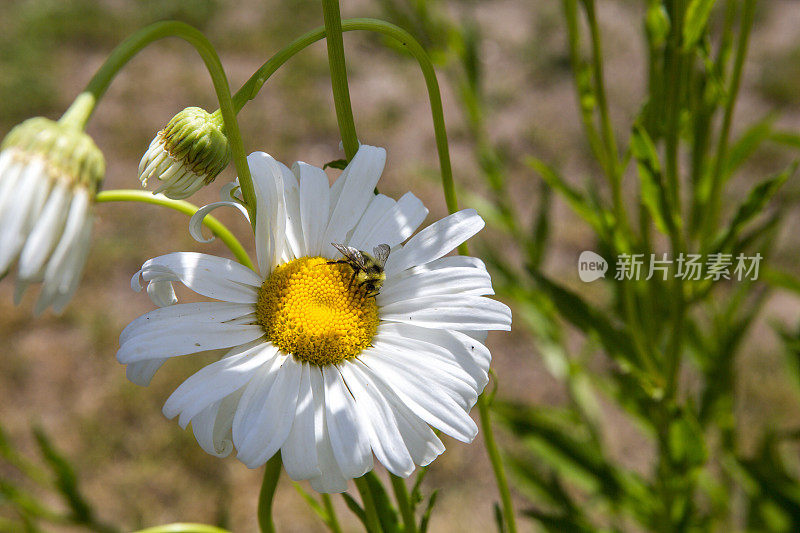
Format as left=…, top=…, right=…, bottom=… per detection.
left=702, top=0, right=756, bottom=243
left=132, top=525, right=230, bottom=533
left=257, top=453, right=282, bottom=533
left=321, top=494, right=344, bottom=533
left=231, top=18, right=457, bottom=219
left=322, top=0, right=359, bottom=160
left=389, top=474, right=417, bottom=533
left=95, top=190, right=254, bottom=270
left=58, top=21, right=256, bottom=224
left=354, top=476, right=382, bottom=533
left=477, top=394, right=517, bottom=533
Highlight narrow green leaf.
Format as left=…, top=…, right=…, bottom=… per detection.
left=32, top=427, right=92, bottom=524
left=631, top=124, right=677, bottom=235
left=763, top=268, right=800, bottom=296
left=684, top=0, right=717, bottom=50
left=525, top=157, right=603, bottom=235
left=323, top=159, right=348, bottom=170
left=522, top=507, right=594, bottom=533
left=341, top=493, right=368, bottom=530
left=526, top=268, right=639, bottom=368
left=364, top=472, right=401, bottom=533
left=724, top=114, right=776, bottom=179
left=493, top=502, right=505, bottom=533
left=418, top=490, right=438, bottom=533
left=713, top=163, right=795, bottom=251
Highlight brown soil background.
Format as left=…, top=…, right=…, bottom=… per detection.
left=2, top=1, right=800, bottom=531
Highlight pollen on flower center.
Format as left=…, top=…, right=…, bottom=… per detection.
left=256, top=256, right=379, bottom=366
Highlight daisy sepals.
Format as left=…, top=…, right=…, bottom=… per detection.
left=95, top=189, right=254, bottom=270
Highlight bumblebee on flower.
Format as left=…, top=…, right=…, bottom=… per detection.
left=118, top=144, right=511, bottom=492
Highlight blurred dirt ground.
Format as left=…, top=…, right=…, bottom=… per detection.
left=2, top=0, right=800, bottom=531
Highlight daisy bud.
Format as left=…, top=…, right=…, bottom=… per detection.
left=0, top=117, right=104, bottom=314
left=139, top=107, right=231, bottom=200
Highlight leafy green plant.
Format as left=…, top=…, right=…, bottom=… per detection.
left=379, top=0, right=800, bottom=531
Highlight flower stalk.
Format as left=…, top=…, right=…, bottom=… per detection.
left=322, top=0, right=360, bottom=160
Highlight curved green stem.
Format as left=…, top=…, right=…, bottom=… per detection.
left=390, top=474, right=417, bottom=533
left=231, top=18, right=456, bottom=217
left=322, top=0, right=359, bottom=160
left=132, top=525, right=230, bottom=533
left=95, top=190, right=254, bottom=270
left=59, top=21, right=256, bottom=224
left=257, top=453, right=282, bottom=533
left=353, top=476, right=381, bottom=533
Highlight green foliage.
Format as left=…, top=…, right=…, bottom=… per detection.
left=380, top=0, right=800, bottom=531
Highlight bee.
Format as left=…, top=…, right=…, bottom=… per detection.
left=329, top=243, right=391, bottom=297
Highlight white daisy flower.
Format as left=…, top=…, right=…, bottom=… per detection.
left=117, top=144, right=511, bottom=492
left=0, top=117, right=103, bottom=314
left=139, top=107, right=230, bottom=200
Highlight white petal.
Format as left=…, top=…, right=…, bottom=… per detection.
left=126, top=358, right=167, bottom=386
left=135, top=252, right=261, bottom=303
left=163, top=340, right=277, bottom=427
left=310, top=369, right=349, bottom=493
left=35, top=191, right=92, bottom=315
left=117, top=302, right=263, bottom=363
left=17, top=181, right=70, bottom=280
left=352, top=360, right=444, bottom=466
left=323, top=365, right=373, bottom=478
left=281, top=362, right=321, bottom=481
left=281, top=165, right=306, bottom=260
left=236, top=355, right=303, bottom=467
left=379, top=295, right=512, bottom=331
left=384, top=209, right=484, bottom=275
left=378, top=265, right=493, bottom=305
left=297, top=162, right=330, bottom=256
left=192, top=391, right=241, bottom=458
left=376, top=323, right=490, bottom=394
left=360, top=348, right=478, bottom=442
left=189, top=200, right=250, bottom=244
left=248, top=152, right=287, bottom=276
left=146, top=280, right=177, bottom=307
left=0, top=158, right=25, bottom=215
left=346, top=194, right=396, bottom=250
left=340, top=362, right=415, bottom=477
left=0, top=159, right=48, bottom=273
left=322, top=146, right=386, bottom=256
left=355, top=192, right=428, bottom=251
left=369, top=335, right=478, bottom=410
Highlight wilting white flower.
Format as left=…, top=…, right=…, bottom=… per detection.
left=118, top=145, right=511, bottom=492
left=0, top=117, right=103, bottom=314
left=139, top=107, right=230, bottom=200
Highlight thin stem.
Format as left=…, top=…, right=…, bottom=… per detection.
left=321, top=494, right=344, bottom=533
left=60, top=21, right=256, bottom=224
left=231, top=19, right=457, bottom=219
left=702, top=0, right=757, bottom=243
left=94, top=190, right=254, bottom=270
left=257, top=453, right=282, bottom=533
left=389, top=474, right=417, bottom=533
left=322, top=0, right=359, bottom=160
left=354, top=476, right=382, bottom=533
left=477, top=395, right=517, bottom=533
left=132, top=525, right=230, bottom=533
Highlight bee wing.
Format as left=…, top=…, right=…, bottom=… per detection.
left=372, top=244, right=391, bottom=267
left=331, top=242, right=366, bottom=268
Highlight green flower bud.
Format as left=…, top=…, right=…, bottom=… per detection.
left=139, top=107, right=231, bottom=199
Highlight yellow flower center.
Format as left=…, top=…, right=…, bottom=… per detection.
left=256, top=256, right=379, bottom=366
